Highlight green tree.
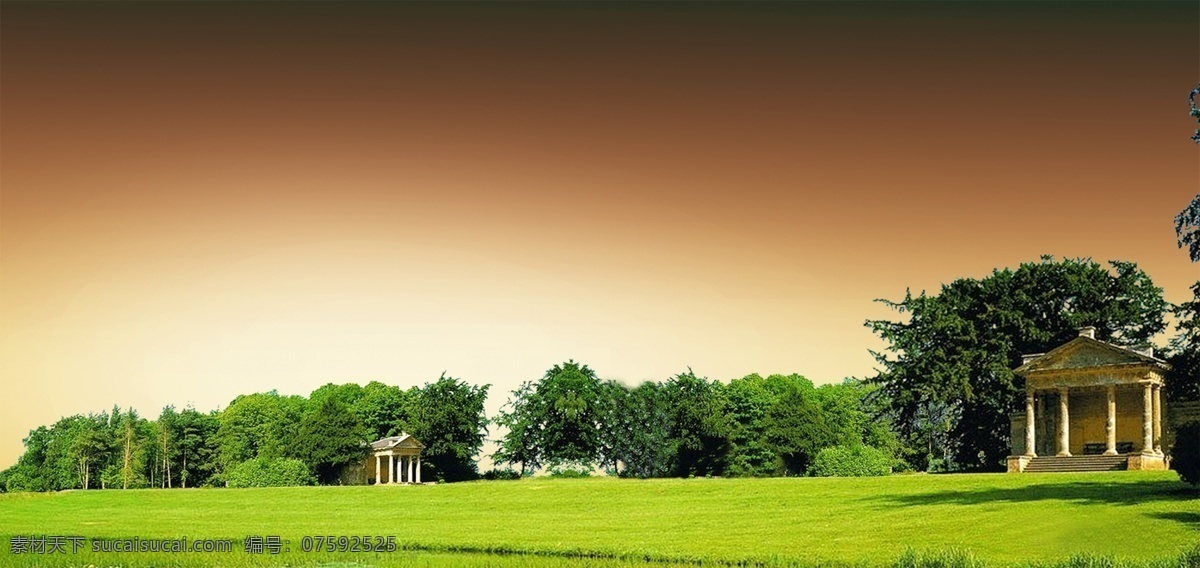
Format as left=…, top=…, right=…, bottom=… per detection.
left=763, top=380, right=835, bottom=476
left=664, top=369, right=731, bottom=477
left=867, top=256, right=1168, bottom=471
left=294, top=397, right=368, bottom=484
left=214, top=391, right=306, bottom=470
left=605, top=381, right=673, bottom=478
left=352, top=381, right=412, bottom=442
left=492, top=381, right=542, bottom=476
left=1172, top=421, right=1200, bottom=486
left=1166, top=283, right=1200, bottom=402
left=408, top=374, right=490, bottom=482
left=174, top=407, right=220, bottom=488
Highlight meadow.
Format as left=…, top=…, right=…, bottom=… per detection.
left=0, top=472, right=1197, bottom=567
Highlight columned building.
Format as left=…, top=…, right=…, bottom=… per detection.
left=1007, top=327, right=1168, bottom=473
left=367, top=434, right=425, bottom=484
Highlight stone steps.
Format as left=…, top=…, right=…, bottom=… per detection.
left=1023, top=455, right=1128, bottom=473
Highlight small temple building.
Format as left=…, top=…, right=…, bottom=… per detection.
left=367, top=433, right=425, bottom=484
left=1007, top=326, right=1172, bottom=473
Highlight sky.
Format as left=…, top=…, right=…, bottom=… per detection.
left=2, top=2, right=1197, bottom=470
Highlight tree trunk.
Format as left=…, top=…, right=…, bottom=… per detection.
left=122, top=422, right=133, bottom=490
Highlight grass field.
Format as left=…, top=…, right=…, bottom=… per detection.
left=1, top=472, right=1197, bottom=567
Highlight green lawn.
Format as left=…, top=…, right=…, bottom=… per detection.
left=0, top=472, right=1197, bottom=567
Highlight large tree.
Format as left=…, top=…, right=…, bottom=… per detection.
left=407, top=374, right=490, bottom=482
left=294, top=397, right=368, bottom=484
left=663, top=369, right=731, bottom=477
left=492, top=361, right=605, bottom=473
left=867, top=256, right=1168, bottom=471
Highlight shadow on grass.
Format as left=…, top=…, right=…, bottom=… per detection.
left=869, top=479, right=1196, bottom=508
left=1148, top=511, right=1200, bottom=528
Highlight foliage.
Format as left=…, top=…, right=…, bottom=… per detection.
left=493, top=361, right=605, bottom=473
left=867, top=256, right=1168, bottom=471
left=663, top=369, right=731, bottom=477
left=352, top=381, right=412, bottom=442
left=224, top=457, right=316, bottom=488
left=407, top=373, right=490, bottom=482
left=1176, top=194, right=1200, bottom=263
left=1171, top=421, right=1200, bottom=486
left=808, top=445, right=893, bottom=477
left=606, top=381, right=673, bottom=478
left=480, top=468, right=523, bottom=481
left=1165, top=282, right=1200, bottom=402
left=293, top=397, right=368, bottom=484
left=762, top=379, right=835, bottom=475
left=214, top=391, right=306, bottom=470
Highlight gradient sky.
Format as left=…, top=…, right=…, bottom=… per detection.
left=2, top=2, right=1197, bottom=469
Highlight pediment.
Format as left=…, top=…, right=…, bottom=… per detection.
left=1016, top=337, right=1165, bottom=375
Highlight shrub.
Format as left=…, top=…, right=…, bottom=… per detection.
left=1171, top=421, right=1200, bottom=486
left=481, top=469, right=522, bottom=481
left=808, top=445, right=892, bottom=477
left=225, top=458, right=316, bottom=488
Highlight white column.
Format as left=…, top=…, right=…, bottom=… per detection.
left=1104, top=385, right=1117, bottom=455
left=408, top=456, right=415, bottom=483
left=416, top=457, right=421, bottom=483
left=1141, top=383, right=1154, bottom=454
left=390, top=455, right=396, bottom=484
left=1152, top=384, right=1163, bottom=455
left=1057, top=388, right=1071, bottom=456
left=374, top=455, right=381, bottom=485
left=1024, top=390, right=1036, bottom=457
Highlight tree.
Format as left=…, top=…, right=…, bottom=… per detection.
left=605, top=381, right=673, bottom=478
left=294, top=397, right=368, bottom=484
left=867, top=256, right=1168, bottom=471
left=352, top=381, right=412, bottom=442
left=1166, top=283, right=1200, bottom=402
left=492, top=381, right=543, bottom=476
left=407, top=373, right=490, bottom=482
left=763, top=381, right=835, bottom=476
left=664, top=369, right=731, bottom=477
left=1172, top=421, right=1200, bottom=486
left=214, top=391, right=306, bottom=470
left=174, top=407, right=220, bottom=488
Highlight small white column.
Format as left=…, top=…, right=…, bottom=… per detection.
left=408, top=456, right=415, bottom=483
left=1104, top=385, right=1117, bottom=456
left=1152, top=384, right=1163, bottom=455
left=1024, top=390, right=1036, bottom=457
left=416, top=457, right=421, bottom=483
left=390, top=455, right=396, bottom=484
left=1056, top=388, right=1071, bottom=456
left=1141, top=383, right=1154, bottom=454
left=374, top=455, right=381, bottom=485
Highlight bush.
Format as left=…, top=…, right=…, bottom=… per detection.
left=481, top=469, right=522, bottom=481
left=1171, top=421, right=1200, bottom=486
left=808, top=445, right=892, bottom=477
left=225, top=458, right=316, bottom=488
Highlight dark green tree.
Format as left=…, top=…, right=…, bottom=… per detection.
left=867, top=256, right=1168, bottom=471
left=664, top=369, right=731, bottom=477
left=763, top=381, right=835, bottom=476
left=1172, top=421, right=1200, bottom=486
left=407, top=373, right=490, bottom=482
left=174, top=407, right=220, bottom=488
left=294, top=397, right=368, bottom=484
left=606, top=381, right=673, bottom=478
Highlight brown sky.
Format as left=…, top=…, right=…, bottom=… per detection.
left=2, top=2, right=1197, bottom=469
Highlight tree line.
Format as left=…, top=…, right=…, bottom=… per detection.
left=0, top=375, right=488, bottom=491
